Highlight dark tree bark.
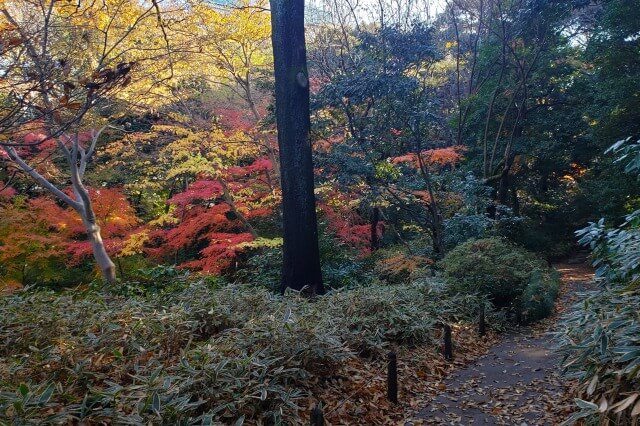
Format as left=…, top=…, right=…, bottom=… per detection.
left=270, top=0, right=324, bottom=295
left=416, top=152, right=445, bottom=256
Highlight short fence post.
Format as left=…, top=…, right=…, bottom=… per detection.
left=478, top=305, right=486, bottom=337
left=310, top=404, right=324, bottom=426
left=387, top=351, right=398, bottom=404
left=443, top=324, right=453, bottom=361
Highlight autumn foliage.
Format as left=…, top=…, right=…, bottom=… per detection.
left=147, top=156, right=277, bottom=273
left=0, top=187, right=139, bottom=284
left=391, top=146, right=466, bottom=169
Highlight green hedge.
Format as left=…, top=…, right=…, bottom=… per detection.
left=441, top=237, right=559, bottom=323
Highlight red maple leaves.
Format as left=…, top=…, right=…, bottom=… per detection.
left=147, top=157, right=277, bottom=273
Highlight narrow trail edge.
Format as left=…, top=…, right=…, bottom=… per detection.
left=407, top=262, right=595, bottom=425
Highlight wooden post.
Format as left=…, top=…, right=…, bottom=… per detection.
left=387, top=351, right=398, bottom=403
left=310, top=404, right=324, bottom=426
left=443, top=324, right=453, bottom=361
left=478, top=305, right=486, bottom=337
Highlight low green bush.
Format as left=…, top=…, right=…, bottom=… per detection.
left=556, top=138, right=640, bottom=424
left=322, top=281, right=484, bottom=355
left=0, top=277, right=483, bottom=424
left=441, top=237, right=558, bottom=323
left=520, top=268, right=560, bottom=323
left=556, top=287, right=640, bottom=425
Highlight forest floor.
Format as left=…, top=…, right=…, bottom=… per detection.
left=406, top=261, right=595, bottom=425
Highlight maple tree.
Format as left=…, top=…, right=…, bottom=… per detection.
left=319, top=191, right=380, bottom=255
left=147, top=156, right=279, bottom=273
left=0, top=0, right=176, bottom=139
left=0, top=186, right=139, bottom=285
left=93, top=113, right=280, bottom=274
left=0, top=0, right=176, bottom=282
left=2, top=129, right=133, bottom=282
left=0, top=194, right=67, bottom=286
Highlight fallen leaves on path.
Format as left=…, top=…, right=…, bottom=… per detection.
left=404, top=262, right=593, bottom=426
left=297, top=326, right=501, bottom=425
left=293, top=263, right=594, bottom=425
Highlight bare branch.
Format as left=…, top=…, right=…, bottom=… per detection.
left=3, top=145, right=81, bottom=210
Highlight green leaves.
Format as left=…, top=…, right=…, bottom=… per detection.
left=0, top=382, right=62, bottom=422
left=38, top=384, right=55, bottom=405
left=575, top=399, right=599, bottom=410
left=441, top=237, right=557, bottom=324
left=564, top=134, right=640, bottom=422
left=18, top=384, right=28, bottom=398
left=557, top=287, right=640, bottom=423
left=151, top=391, right=161, bottom=415
left=0, top=277, right=484, bottom=424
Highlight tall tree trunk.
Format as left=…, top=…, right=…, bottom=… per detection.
left=416, top=153, right=445, bottom=256
left=270, top=0, right=324, bottom=295
left=428, top=203, right=445, bottom=256
left=498, top=96, right=526, bottom=206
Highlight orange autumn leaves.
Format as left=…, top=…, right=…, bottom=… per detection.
left=0, top=187, right=140, bottom=284
left=391, top=145, right=466, bottom=170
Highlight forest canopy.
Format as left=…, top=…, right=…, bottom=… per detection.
left=0, top=0, right=639, bottom=424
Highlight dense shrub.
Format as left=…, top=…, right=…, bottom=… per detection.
left=443, top=214, right=493, bottom=250
left=441, top=237, right=558, bottom=322
left=556, top=287, right=640, bottom=425
left=0, top=278, right=483, bottom=424
left=520, top=268, right=560, bottom=323
left=323, top=281, right=484, bottom=354
left=556, top=138, right=640, bottom=424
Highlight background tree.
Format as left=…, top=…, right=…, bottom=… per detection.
left=4, top=129, right=122, bottom=281
left=444, top=0, right=595, bottom=253
left=311, top=23, right=452, bottom=256
left=189, top=0, right=272, bottom=122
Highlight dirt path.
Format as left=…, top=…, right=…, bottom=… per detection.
left=409, top=262, right=595, bottom=425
